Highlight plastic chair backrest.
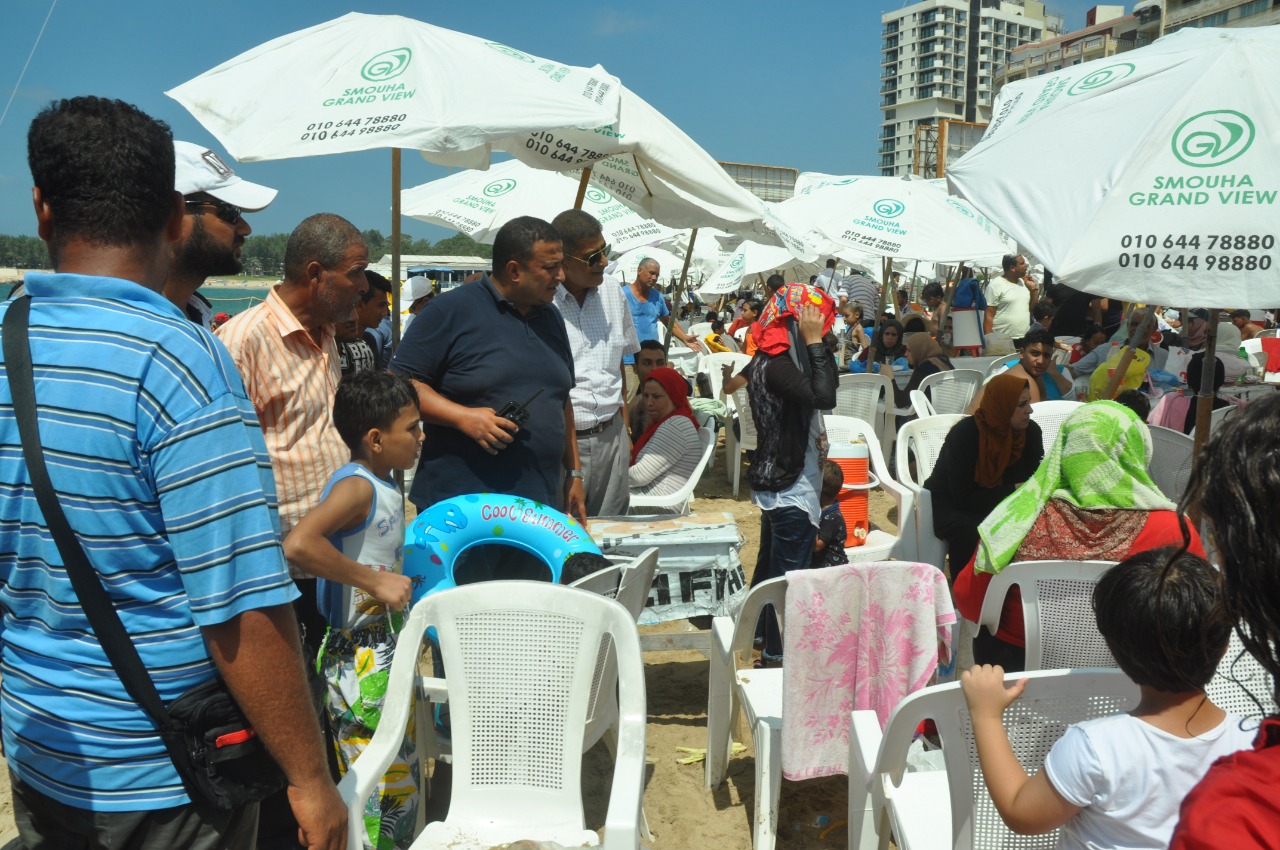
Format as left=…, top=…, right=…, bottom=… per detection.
left=1146, top=425, right=1194, bottom=503
left=568, top=563, right=622, bottom=598
left=1258, top=328, right=1279, bottom=338
left=687, top=321, right=714, bottom=339
left=733, top=386, right=759, bottom=445
left=337, top=582, right=646, bottom=849
left=615, top=547, right=659, bottom=622
left=872, top=669, right=1139, bottom=849
left=1029, top=399, right=1083, bottom=454
left=979, top=560, right=1119, bottom=670
left=894, top=414, right=966, bottom=489
left=1212, top=630, right=1279, bottom=717
left=917, top=369, right=983, bottom=416
left=629, top=426, right=716, bottom=514
left=909, top=388, right=935, bottom=418
left=1053, top=337, right=1080, bottom=366
left=985, top=356, right=1014, bottom=379
left=835, top=372, right=891, bottom=427
left=1190, top=403, right=1236, bottom=440
left=701, top=351, right=752, bottom=399
left=825, top=415, right=889, bottom=480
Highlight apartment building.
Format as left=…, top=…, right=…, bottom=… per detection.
left=879, top=0, right=1060, bottom=176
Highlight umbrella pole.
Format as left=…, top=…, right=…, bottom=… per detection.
left=1100, top=310, right=1158, bottom=400
left=1192, top=312, right=1220, bottom=456
left=573, top=168, right=593, bottom=210
left=664, top=227, right=699, bottom=357
left=756, top=272, right=765, bottom=295
left=392, top=148, right=402, bottom=349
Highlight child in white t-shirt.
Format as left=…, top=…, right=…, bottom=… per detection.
left=961, top=547, right=1255, bottom=849
left=284, top=371, right=423, bottom=850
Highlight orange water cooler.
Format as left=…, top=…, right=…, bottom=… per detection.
left=828, top=435, right=872, bottom=546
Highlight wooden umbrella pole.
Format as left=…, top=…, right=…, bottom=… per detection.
left=573, top=168, right=593, bottom=210
left=391, top=148, right=402, bottom=349
left=1100, top=309, right=1158, bottom=400
left=757, top=272, right=765, bottom=294
left=1192, top=312, right=1220, bottom=457
left=663, top=228, right=699, bottom=357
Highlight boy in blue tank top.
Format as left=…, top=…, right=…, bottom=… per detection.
left=285, top=371, right=422, bottom=850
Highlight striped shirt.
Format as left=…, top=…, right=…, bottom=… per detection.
left=843, top=276, right=883, bottom=315
left=629, top=416, right=701, bottom=497
left=217, top=288, right=349, bottom=569
left=554, top=275, right=640, bottom=428
left=0, top=273, right=297, bottom=811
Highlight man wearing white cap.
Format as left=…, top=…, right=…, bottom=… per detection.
left=399, top=274, right=434, bottom=336
left=163, top=141, right=277, bottom=329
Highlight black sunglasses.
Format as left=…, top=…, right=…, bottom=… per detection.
left=565, top=243, right=611, bottom=267
left=185, top=198, right=243, bottom=225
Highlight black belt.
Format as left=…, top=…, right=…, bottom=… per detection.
left=576, top=411, right=617, bottom=437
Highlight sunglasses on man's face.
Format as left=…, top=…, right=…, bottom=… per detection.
left=565, top=243, right=611, bottom=267
left=185, top=198, right=243, bottom=225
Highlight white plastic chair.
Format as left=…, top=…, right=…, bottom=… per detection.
left=628, top=425, right=715, bottom=515
left=569, top=563, right=623, bottom=597
left=725, top=386, right=758, bottom=497
left=979, top=559, right=1276, bottom=716
left=835, top=373, right=895, bottom=464
left=338, top=582, right=646, bottom=850
left=614, top=547, right=659, bottom=624
left=1146, top=424, right=1194, bottom=503
left=985, top=356, right=1014, bottom=379
left=824, top=414, right=916, bottom=562
left=1257, top=328, right=1279, bottom=338
left=686, top=321, right=714, bottom=338
left=1188, top=402, right=1236, bottom=441
left=911, top=369, right=983, bottom=418
left=1053, top=336, right=1080, bottom=366
left=707, top=565, right=950, bottom=850
left=700, top=351, right=751, bottom=400
left=894, top=415, right=965, bottom=571
left=1029, top=399, right=1082, bottom=454
left=848, top=669, right=1140, bottom=850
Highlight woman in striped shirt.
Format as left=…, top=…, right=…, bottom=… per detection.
left=629, top=367, right=701, bottom=504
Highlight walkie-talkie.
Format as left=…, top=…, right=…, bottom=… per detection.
left=497, top=388, right=543, bottom=429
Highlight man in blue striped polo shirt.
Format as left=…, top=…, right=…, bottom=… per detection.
left=0, top=98, right=345, bottom=849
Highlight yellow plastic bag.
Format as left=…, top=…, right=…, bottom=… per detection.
left=1088, top=344, right=1151, bottom=401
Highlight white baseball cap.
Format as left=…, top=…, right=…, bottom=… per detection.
left=174, top=141, right=277, bottom=211
left=401, top=276, right=434, bottom=304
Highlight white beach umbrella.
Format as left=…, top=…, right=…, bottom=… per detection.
left=948, top=25, right=1280, bottom=307
left=692, top=234, right=821, bottom=295
left=166, top=12, right=620, bottom=163
left=433, top=85, right=768, bottom=234
left=768, top=173, right=1012, bottom=264
left=400, top=159, right=678, bottom=252
left=611, top=246, right=685, bottom=283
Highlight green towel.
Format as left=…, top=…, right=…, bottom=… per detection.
left=976, top=401, right=1173, bottom=574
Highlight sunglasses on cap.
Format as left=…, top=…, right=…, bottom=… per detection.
left=565, top=243, right=611, bottom=267
left=185, top=198, right=243, bottom=225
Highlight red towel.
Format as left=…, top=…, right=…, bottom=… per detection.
left=1261, top=337, right=1280, bottom=373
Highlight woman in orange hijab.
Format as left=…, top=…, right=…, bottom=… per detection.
left=923, top=373, right=1044, bottom=581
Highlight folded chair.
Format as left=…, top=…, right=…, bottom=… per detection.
left=338, top=582, right=647, bottom=850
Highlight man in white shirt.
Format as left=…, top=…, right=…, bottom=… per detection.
left=552, top=209, right=640, bottom=517
left=814, top=258, right=843, bottom=300
left=984, top=253, right=1038, bottom=338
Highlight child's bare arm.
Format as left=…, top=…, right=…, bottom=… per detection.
left=960, top=665, right=1082, bottom=834
left=283, top=477, right=413, bottom=611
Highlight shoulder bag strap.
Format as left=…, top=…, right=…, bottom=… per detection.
left=3, top=298, right=175, bottom=733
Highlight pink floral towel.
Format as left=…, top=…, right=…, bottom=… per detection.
left=780, top=561, right=955, bottom=781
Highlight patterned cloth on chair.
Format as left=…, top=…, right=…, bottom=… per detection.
left=780, top=561, right=955, bottom=780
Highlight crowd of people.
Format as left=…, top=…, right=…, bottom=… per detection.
left=2, top=94, right=1280, bottom=850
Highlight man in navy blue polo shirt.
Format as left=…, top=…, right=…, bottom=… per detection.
left=391, top=216, right=585, bottom=526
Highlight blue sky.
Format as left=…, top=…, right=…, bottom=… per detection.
left=0, top=0, right=1105, bottom=241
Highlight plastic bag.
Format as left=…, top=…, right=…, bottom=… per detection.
left=1088, top=345, right=1151, bottom=401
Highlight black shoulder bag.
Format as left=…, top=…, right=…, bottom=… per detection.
left=3, top=297, right=284, bottom=810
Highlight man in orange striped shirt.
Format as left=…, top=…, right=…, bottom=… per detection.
left=217, top=213, right=369, bottom=649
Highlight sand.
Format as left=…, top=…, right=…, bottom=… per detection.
left=0, top=440, right=900, bottom=850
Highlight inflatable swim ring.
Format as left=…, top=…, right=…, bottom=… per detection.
left=403, top=493, right=600, bottom=603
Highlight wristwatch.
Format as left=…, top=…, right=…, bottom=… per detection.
left=566, top=469, right=585, bottom=480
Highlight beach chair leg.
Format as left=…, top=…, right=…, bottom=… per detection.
left=753, top=719, right=781, bottom=850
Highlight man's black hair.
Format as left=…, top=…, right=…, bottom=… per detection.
left=765, top=274, right=786, bottom=293
left=1002, top=254, right=1021, bottom=273
left=922, top=282, right=944, bottom=299
left=825, top=258, right=837, bottom=269
left=747, top=299, right=765, bottom=313
left=820, top=459, right=844, bottom=506
left=1093, top=548, right=1229, bottom=692
left=333, top=371, right=418, bottom=452
left=560, top=552, right=615, bottom=586
left=1019, top=328, right=1056, bottom=351
left=27, top=96, right=175, bottom=265
left=550, top=208, right=603, bottom=256
left=492, top=215, right=560, bottom=275
left=1082, top=323, right=1106, bottom=341
left=1033, top=302, right=1054, bottom=322
left=283, top=213, right=365, bottom=282
left=1232, top=309, right=1252, bottom=320
left=710, top=319, right=725, bottom=333
left=362, top=269, right=393, bottom=302
left=1113, top=389, right=1150, bottom=422
left=638, top=339, right=665, bottom=354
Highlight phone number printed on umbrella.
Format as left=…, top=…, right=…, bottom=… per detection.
left=1117, top=233, right=1276, bottom=272
left=299, top=115, right=407, bottom=141
left=525, top=133, right=610, bottom=167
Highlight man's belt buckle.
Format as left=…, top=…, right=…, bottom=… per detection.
left=575, top=413, right=615, bottom=437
